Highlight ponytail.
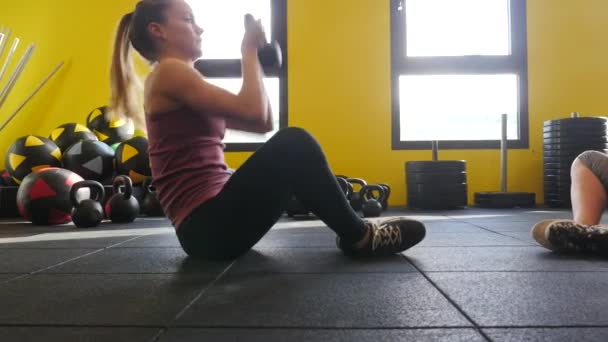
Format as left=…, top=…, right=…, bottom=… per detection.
left=109, top=12, right=145, bottom=130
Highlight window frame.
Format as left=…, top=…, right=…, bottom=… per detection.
left=193, top=0, right=288, bottom=152
left=390, top=0, right=529, bottom=150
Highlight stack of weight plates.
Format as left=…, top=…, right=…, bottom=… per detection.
left=406, top=160, right=468, bottom=209
left=544, top=117, right=608, bottom=208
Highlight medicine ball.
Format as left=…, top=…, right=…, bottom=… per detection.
left=62, top=139, right=115, bottom=181
left=86, top=106, right=135, bottom=145
left=5, top=135, right=62, bottom=185
left=49, top=123, right=98, bottom=152
left=16, top=167, right=84, bottom=225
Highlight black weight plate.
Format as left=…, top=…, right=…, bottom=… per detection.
left=543, top=141, right=608, bottom=148
left=408, top=183, right=467, bottom=193
left=474, top=192, right=536, bottom=208
left=542, top=124, right=608, bottom=133
left=543, top=156, right=578, bottom=164
left=408, top=191, right=467, bottom=200
left=543, top=126, right=608, bottom=135
left=543, top=162, right=572, bottom=169
left=543, top=162, right=573, bottom=170
left=545, top=199, right=571, bottom=208
left=544, top=195, right=571, bottom=202
left=409, top=203, right=466, bottom=210
left=544, top=193, right=571, bottom=199
left=408, top=196, right=467, bottom=207
left=543, top=120, right=607, bottom=129
left=542, top=150, right=590, bottom=158
left=543, top=130, right=607, bottom=139
left=544, top=195, right=571, bottom=203
left=542, top=146, right=607, bottom=153
left=544, top=194, right=571, bottom=201
left=544, top=194, right=570, bottom=202
left=544, top=174, right=571, bottom=182
left=544, top=180, right=571, bottom=186
left=542, top=148, right=585, bottom=155
left=543, top=170, right=570, bottom=177
left=544, top=181, right=571, bottom=189
left=543, top=121, right=607, bottom=130
left=544, top=180, right=571, bottom=187
left=544, top=188, right=571, bottom=195
left=542, top=153, right=601, bottom=161
left=544, top=187, right=571, bottom=195
left=543, top=137, right=608, bottom=145
left=474, top=191, right=535, bottom=199
left=406, top=172, right=467, bottom=184
left=544, top=191, right=571, bottom=196
left=544, top=117, right=608, bottom=126
left=405, top=161, right=466, bottom=173
left=544, top=187, right=571, bottom=194
left=543, top=143, right=608, bottom=151
left=544, top=187, right=570, bottom=193
left=543, top=169, right=571, bottom=177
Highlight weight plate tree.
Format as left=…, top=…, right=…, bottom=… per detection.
left=474, top=114, right=535, bottom=208
left=406, top=141, right=468, bottom=210
left=543, top=113, right=608, bottom=208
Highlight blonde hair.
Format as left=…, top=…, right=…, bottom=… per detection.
left=109, top=0, right=170, bottom=130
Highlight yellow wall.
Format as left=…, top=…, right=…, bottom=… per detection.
left=1, top=0, right=607, bottom=206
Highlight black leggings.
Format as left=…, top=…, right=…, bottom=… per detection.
left=176, top=127, right=368, bottom=260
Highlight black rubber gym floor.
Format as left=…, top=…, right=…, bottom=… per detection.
left=0, top=208, right=607, bottom=341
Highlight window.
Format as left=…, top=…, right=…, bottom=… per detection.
left=391, top=0, right=528, bottom=149
left=188, top=0, right=287, bottom=151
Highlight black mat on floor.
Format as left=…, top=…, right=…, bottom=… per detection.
left=0, top=208, right=607, bottom=342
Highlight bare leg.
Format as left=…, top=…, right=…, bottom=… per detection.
left=571, top=158, right=608, bottom=225
left=532, top=151, right=608, bottom=253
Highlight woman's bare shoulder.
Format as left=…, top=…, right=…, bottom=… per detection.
left=144, top=59, right=194, bottom=116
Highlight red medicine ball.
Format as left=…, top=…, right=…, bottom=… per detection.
left=16, top=167, right=84, bottom=225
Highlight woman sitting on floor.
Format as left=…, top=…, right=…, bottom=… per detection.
left=533, top=151, right=608, bottom=255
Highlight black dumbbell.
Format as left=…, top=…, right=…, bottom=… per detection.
left=244, top=13, right=282, bottom=69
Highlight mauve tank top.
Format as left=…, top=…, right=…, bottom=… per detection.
left=145, top=107, right=232, bottom=228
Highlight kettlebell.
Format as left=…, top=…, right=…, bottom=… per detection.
left=347, top=178, right=367, bottom=211
left=141, top=178, right=165, bottom=217
left=244, top=13, right=283, bottom=69
left=286, top=196, right=309, bottom=217
left=105, top=175, right=139, bottom=223
left=378, top=183, right=391, bottom=211
left=70, top=180, right=105, bottom=228
left=361, top=185, right=386, bottom=218
left=335, top=176, right=352, bottom=198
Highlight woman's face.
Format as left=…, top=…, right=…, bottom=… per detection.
left=152, top=0, right=204, bottom=61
